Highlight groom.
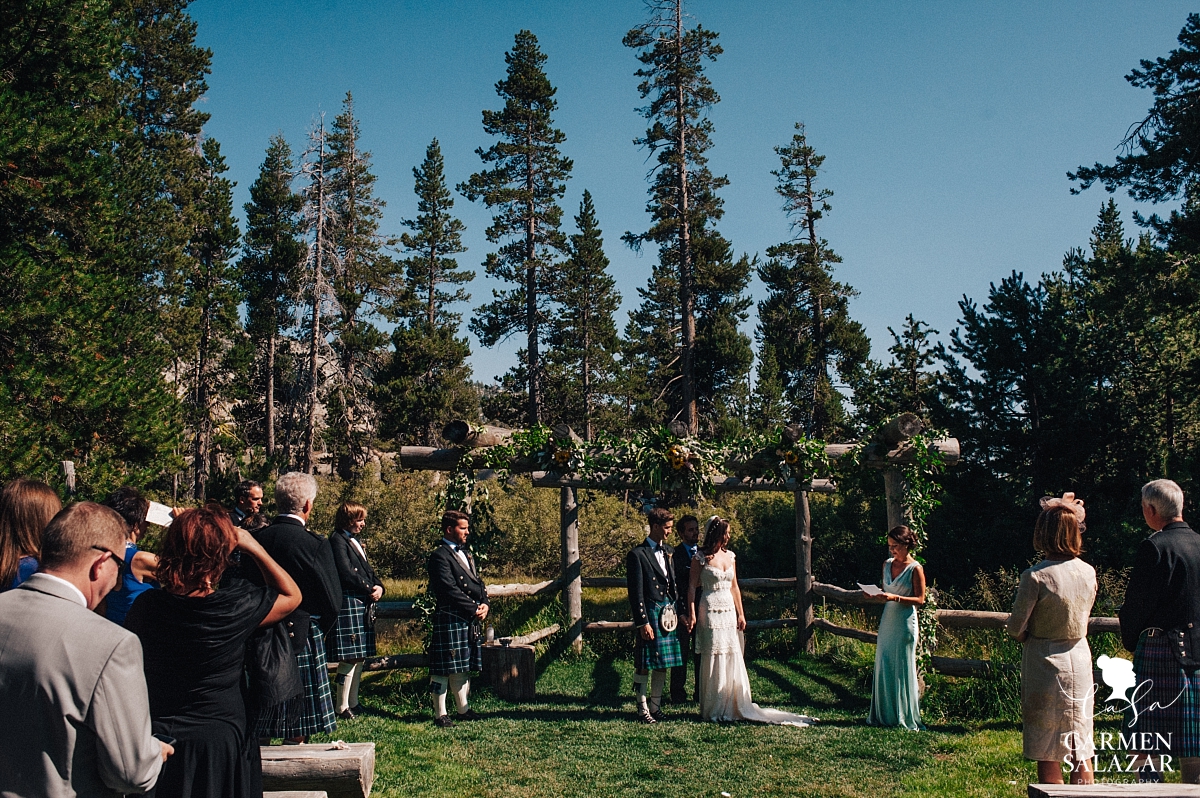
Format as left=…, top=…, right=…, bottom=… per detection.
left=627, top=507, right=682, bottom=724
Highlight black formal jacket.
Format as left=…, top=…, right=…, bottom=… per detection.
left=247, top=516, right=343, bottom=642
left=1119, top=521, right=1200, bottom=653
left=627, top=539, right=678, bottom=628
left=672, top=542, right=701, bottom=615
left=330, top=529, right=382, bottom=599
left=428, top=542, right=487, bottom=621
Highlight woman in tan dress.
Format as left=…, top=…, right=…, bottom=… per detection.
left=1007, top=493, right=1097, bottom=785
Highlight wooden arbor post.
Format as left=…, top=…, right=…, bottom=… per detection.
left=796, top=489, right=814, bottom=653
left=552, top=425, right=584, bottom=655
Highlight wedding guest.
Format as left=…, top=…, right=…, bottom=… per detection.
left=231, top=480, right=264, bottom=528
left=328, top=502, right=385, bottom=719
left=0, top=502, right=170, bottom=796
left=427, top=510, right=488, bottom=728
left=1007, top=494, right=1096, bottom=785
left=0, top=478, right=61, bottom=591
left=248, top=472, right=342, bottom=743
left=102, top=486, right=160, bottom=626
left=627, top=507, right=682, bottom=723
left=671, top=513, right=701, bottom=704
left=866, top=525, right=926, bottom=730
left=1119, top=479, right=1200, bottom=784
left=125, top=506, right=300, bottom=798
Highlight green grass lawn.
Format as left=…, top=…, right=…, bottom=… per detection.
left=345, top=589, right=1157, bottom=797
left=309, top=650, right=1059, bottom=798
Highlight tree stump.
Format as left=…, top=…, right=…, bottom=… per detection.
left=481, top=644, right=536, bottom=701
left=260, top=743, right=375, bottom=798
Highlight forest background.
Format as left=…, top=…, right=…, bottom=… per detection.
left=5, top=0, right=1200, bottom=595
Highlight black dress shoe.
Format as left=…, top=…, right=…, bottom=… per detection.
left=456, top=709, right=483, bottom=721
left=434, top=714, right=456, bottom=728
left=337, top=708, right=356, bottom=720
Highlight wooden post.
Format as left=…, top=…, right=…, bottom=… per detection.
left=795, top=489, right=814, bottom=653
left=560, top=485, right=582, bottom=654
left=61, top=461, right=75, bottom=498
left=883, top=468, right=913, bottom=531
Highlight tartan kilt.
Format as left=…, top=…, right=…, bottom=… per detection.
left=255, top=619, right=337, bottom=738
left=328, top=594, right=377, bottom=661
left=635, top=600, right=683, bottom=671
left=428, top=608, right=481, bottom=675
left=1126, top=631, right=1200, bottom=757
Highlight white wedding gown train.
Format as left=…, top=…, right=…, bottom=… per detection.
left=695, top=553, right=815, bottom=726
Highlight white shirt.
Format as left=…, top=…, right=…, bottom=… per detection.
left=30, top=572, right=87, bottom=607
left=281, top=513, right=307, bottom=526
left=442, top=538, right=472, bottom=574
left=646, top=537, right=667, bottom=576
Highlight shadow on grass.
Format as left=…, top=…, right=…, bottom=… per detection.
left=587, top=652, right=624, bottom=705
left=748, top=658, right=868, bottom=713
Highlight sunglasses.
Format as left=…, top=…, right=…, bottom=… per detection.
left=91, top=546, right=127, bottom=583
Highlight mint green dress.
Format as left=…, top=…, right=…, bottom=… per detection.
left=867, top=558, right=925, bottom=730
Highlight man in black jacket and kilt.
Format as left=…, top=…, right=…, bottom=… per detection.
left=427, top=510, right=489, bottom=728
left=627, top=507, right=682, bottom=723
left=1120, top=479, right=1200, bottom=783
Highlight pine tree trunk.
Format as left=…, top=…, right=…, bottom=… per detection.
left=194, top=301, right=212, bottom=502
left=674, top=0, right=697, bottom=436
left=303, top=129, right=326, bottom=474
left=266, top=325, right=276, bottom=458
left=525, top=134, right=541, bottom=426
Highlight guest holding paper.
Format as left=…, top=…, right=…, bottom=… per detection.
left=866, top=525, right=926, bottom=730
left=102, top=486, right=161, bottom=625
left=1007, top=494, right=1096, bottom=785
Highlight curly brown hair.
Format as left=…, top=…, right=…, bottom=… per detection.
left=888, top=525, right=919, bottom=550
left=156, top=505, right=237, bottom=594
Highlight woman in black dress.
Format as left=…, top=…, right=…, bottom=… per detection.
left=125, top=506, right=300, bottom=798
left=328, top=502, right=384, bottom=719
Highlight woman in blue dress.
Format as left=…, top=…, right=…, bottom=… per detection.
left=866, top=525, right=926, bottom=730
left=102, top=487, right=161, bottom=625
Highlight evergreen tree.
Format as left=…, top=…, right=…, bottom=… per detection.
left=0, top=0, right=183, bottom=491
left=623, top=0, right=727, bottom=435
left=693, top=232, right=753, bottom=437
left=325, top=92, right=395, bottom=476
left=299, top=115, right=334, bottom=474
left=183, top=138, right=241, bottom=501
left=621, top=261, right=680, bottom=428
left=850, top=315, right=941, bottom=430
left=379, top=138, right=477, bottom=445
left=460, top=30, right=573, bottom=427
left=546, top=190, right=621, bottom=439
left=238, top=134, right=305, bottom=462
left=756, top=123, right=869, bottom=438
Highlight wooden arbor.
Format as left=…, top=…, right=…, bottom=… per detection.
left=400, top=414, right=959, bottom=654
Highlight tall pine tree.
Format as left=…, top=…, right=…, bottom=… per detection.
left=379, top=138, right=477, bottom=445
left=460, top=30, right=573, bottom=426
left=238, top=134, right=305, bottom=463
left=756, top=123, right=868, bottom=438
left=546, top=190, right=621, bottom=439
left=325, top=93, right=395, bottom=476
left=623, top=0, right=726, bottom=435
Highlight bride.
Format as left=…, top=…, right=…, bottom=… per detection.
left=685, top=517, right=814, bottom=726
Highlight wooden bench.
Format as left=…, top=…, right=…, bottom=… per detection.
left=261, top=743, right=375, bottom=798
left=1029, top=784, right=1200, bottom=796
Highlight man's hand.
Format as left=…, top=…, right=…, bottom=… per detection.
left=639, top=623, right=655, bottom=641
left=685, top=613, right=695, bottom=633
left=159, top=741, right=174, bottom=761
left=371, top=585, right=384, bottom=601
left=475, top=603, right=489, bottom=620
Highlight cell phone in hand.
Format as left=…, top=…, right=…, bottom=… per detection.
left=153, top=733, right=177, bottom=747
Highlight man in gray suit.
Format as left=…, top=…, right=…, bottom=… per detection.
left=0, top=501, right=171, bottom=797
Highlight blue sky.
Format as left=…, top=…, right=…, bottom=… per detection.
left=190, top=0, right=1194, bottom=383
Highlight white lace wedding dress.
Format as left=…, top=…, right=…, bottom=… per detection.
left=695, top=552, right=815, bottom=726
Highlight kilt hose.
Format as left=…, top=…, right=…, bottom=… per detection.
left=428, top=608, right=482, bottom=675
left=256, top=619, right=337, bottom=738
left=636, top=600, right=683, bottom=671
left=1126, top=631, right=1200, bottom=758
left=329, top=594, right=377, bottom=661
